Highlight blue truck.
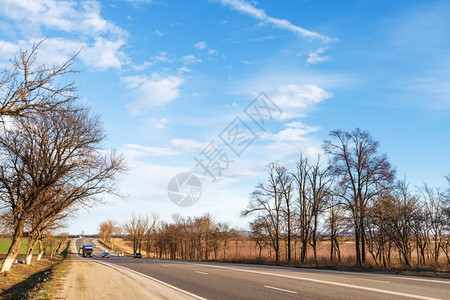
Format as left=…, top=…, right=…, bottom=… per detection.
left=82, top=244, right=94, bottom=257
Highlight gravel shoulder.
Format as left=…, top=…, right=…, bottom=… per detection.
left=56, top=240, right=199, bottom=300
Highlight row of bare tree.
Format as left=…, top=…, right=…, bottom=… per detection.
left=100, top=214, right=236, bottom=260
left=107, top=129, right=449, bottom=269
left=0, top=41, right=125, bottom=272
left=244, top=129, right=449, bottom=268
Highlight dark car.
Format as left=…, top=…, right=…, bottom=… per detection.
left=101, top=251, right=110, bottom=258
left=133, top=252, right=142, bottom=258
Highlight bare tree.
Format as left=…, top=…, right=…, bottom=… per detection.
left=124, top=214, right=149, bottom=254
left=381, top=181, right=417, bottom=267
left=99, top=219, right=120, bottom=246
left=250, top=216, right=270, bottom=260
left=24, top=202, right=73, bottom=264
left=292, top=154, right=312, bottom=263
left=420, top=184, right=447, bottom=264
left=323, top=128, right=395, bottom=267
left=0, top=40, right=78, bottom=120
left=291, top=153, right=332, bottom=263
left=442, top=176, right=450, bottom=265
left=242, top=163, right=285, bottom=262
left=326, top=195, right=346, bottom=263
left=0, top=107, right=125, bottom=272
left=276, top=165, right=294, bottom=262
left=307, top=155, right=332, bottom=262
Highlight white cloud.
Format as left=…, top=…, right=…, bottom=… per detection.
left=261, top=122, right=320, bottom=142
left=123, top=144, right=178, bottom=157
left=123, top=138, right=205, bottom=158
left=207, top=49, right=218, bottom=55
left=122, top=75, right=149, bottom=89
left=131, top=52, right=172, bottom=71
left=219, top=0, right=334, bottom=42
left=194, top=41, right=207, bottom=50
left=307, top=47, right=332, bottom=64
left=152, top=118, right=169, bottom=129
left=170, top=139, right=206, bottom=152
left=153, top=51, right=171, bottom=62
left=180, top=54, right=202, bottom=64
left=273, top=84, right=332, bottom=110
left=0, top=0, right=124, bottom=37
left=194, top=41, right=218, bottom=56
left=0, top=0, right=127, bottom=70
left=154, top=30, right=165, bottom=36
left=0, top=40, right=20, bottom=67
left=178, top=66, right=191, bottom=73
left=81, top=38, right=125, bottom=70
left=123, top=0, right=154, bottom=8
left=125, top=73, right=184, bottom=114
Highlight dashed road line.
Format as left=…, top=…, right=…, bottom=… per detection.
left=188, top=263, right=443, bottom=300
left=195, top=271, right=208, bottom=275
left=264, top=285, right=297, bottom=294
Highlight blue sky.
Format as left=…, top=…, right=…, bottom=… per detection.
left=0, top=0, right=449, bottom=234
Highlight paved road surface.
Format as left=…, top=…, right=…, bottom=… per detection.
left=75, top=238, right=449, bottom=300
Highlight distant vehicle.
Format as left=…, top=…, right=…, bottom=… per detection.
left=133, top=252, right=142, bottom=258
left=82, top=245, right=94, bottom=257
left=101, top=251, right=110, bottom=258
left=117, top=251, right=124, bottom=257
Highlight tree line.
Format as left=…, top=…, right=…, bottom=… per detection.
left=0, top=41, right=125, bottom=272
left=100, top=213, right=235, bottom=261
left=243, top=129, right=449, bottom=268
left=102, top=129, right=449, bottom=269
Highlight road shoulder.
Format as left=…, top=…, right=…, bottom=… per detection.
left=57, top=239, right=200, bottom=300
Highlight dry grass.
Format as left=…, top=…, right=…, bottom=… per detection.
left=0, top=239, right=70, bottom=299
left=108, top=237, right=449, bottom=275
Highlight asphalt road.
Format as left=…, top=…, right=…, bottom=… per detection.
left=74, top=238, right=449, bottom=300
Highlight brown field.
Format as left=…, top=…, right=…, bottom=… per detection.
left=108, top=237, right=449, bottom=271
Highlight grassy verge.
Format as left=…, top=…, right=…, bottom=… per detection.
left=0, top=238, right=39, bottom=255
left=0, top=239, right=71, bottom=300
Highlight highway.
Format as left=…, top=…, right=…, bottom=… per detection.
left=75, top=238, right=449, bottom=300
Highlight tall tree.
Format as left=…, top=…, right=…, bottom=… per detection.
left=0, top=107, right=124, bottom=272
left=292, top=154, right=312, bottom=263
left=242, top=163, right=285, bottom=262
left=276, top=165, right=294, bottom=262
left=292, top=153, right=332, bottom=263
left=307, top=155, right=332, bottom=262
left=323, top=128, right=395, bottom=267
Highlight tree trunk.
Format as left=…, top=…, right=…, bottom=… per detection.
left=360, top=219, right=366, bottom=264
left=312, top=216, right=318, bottom=263
left=330, top=235, right=334, bottom=262
left=25, top=238, right=38, bottom=265
left=37, top=239, right=44, bottom=260
left=301, top=239, right=307, bottom=263
left=1, top=228, right=24, bottom=272
left=355, top=226, right=362, bottom=267
left=26, top=232, right=43, bottom=265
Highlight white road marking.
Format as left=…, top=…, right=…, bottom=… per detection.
left=189, top=263, right=443, bottom=300
left=356, top=278, right=390, bottom=284
left=264, top=285, right=297, bottom=294
left=161, top=264, right=169, bottom=267
left=384, top=276, right=450, bottom=285
left=195, top=271, right=208, bottom=275
left=95, top=260, right=208, bottom=300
